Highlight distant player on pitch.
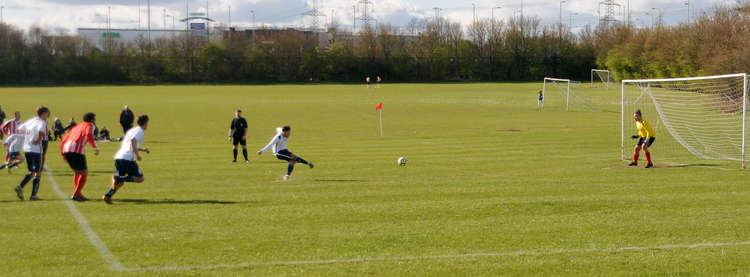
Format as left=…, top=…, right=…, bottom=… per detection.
left=257, top=126, right=314, bottom=181
left=537, top=90, right=544, bottom=111
left=103, top=115, right=150, bottom=204
left=366, top=76, right=371, bottom=89
left=14, top=106, right=50, bottom=201
left=629, top=110, right=655, bottom=168
left=228, top=109, right=249, bottom=163
left=60, top=112, right=100, bottom=201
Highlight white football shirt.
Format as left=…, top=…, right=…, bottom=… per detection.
left=4, top=134, right=23, bottom=153
left=114, top=126, right=145, bottom=161
left=20, top=117, right=47, bottom=154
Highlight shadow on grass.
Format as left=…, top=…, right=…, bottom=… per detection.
left=0, top=199, right=65, bottom=203
left=114, top=198, right=242, bottom=205
left=313, top=179, right=367, bottom=182
left=656, top=163, right=721, bottom=168
left=603, top=162, right=723, bottom=170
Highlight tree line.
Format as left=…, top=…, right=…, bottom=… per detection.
left=0, top=3, right=747, bottom=84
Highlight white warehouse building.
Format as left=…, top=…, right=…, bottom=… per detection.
left=77, top=28, right=187, bottom=49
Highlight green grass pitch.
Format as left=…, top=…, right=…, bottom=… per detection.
left=1, top=83, right=750, bottom=276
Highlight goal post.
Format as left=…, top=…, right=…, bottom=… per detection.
left=543, top=77, right=571, bottom=111
left=591, top=69, right=611, bottom=88
left=621, top=73, right=748, bottom=168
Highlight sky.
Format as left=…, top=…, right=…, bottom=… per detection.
left=0, top=0, right=729, bottom=34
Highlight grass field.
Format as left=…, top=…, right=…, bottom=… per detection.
left=2, top=83, right=750, bottom=276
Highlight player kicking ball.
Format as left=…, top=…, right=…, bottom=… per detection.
left=60, top=112, right=100, bottom=201
left=629, top=110, right=655, bottom=168
left=102, top=115, right=150, bottom=204
left=257, top=126, right=314, bottom=181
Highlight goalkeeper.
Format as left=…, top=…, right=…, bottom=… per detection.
left=629, top=110, right=655, bottom=168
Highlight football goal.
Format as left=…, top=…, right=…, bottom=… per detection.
left=543, top=77, right=600, bottom=111
left=621, top=73, right=749, bottom=168
left=591, top=69, right=612, bottom=88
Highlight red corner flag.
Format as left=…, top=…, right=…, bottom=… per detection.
left=375, top=103, right=383, bottom=110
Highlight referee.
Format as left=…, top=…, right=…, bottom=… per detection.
left=228, top=109, right=249, bottom=163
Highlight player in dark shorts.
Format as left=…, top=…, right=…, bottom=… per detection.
left=14, top=106, right=50, bottom=201
left=61, top=112, right=100, bottom=201
left=228, top=109, right=249, bottom=163
left=103, top=115, right=150, bottom=204
left=258, top=126, right=314, bottom=181
left=629, top=110, right=656, bottom=168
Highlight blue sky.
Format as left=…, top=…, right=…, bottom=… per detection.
left=0, top=0, right=727, bottom=33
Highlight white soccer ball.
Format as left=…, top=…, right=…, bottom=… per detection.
left=397, top=157, right=408, bottom=166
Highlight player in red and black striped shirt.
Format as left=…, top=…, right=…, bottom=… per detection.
left=60, top=112, right=100, bottom=201
left=1, top=111, right=22, bottom=165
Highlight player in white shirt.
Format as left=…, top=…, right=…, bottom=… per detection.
left=14, top=106, right=50, bottom=201
left=258, top=126, right=314, bottom=180
left=0, top=133, right=24, bottom=172
left=102, top=115, right=150, bottom=204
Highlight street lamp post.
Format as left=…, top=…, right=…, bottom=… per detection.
left=685, top=0, right=690, bottom=25
left=1, top=6, right=4, bottom=24
left=559, top=0, right=566, bottom=30
left=491, top=6, right=502, bottom=22
left=251, top=10, right=255, bottom=28
left=147, top=0, right=151, bottom=44
left=472, top=3, right=476, bottom=24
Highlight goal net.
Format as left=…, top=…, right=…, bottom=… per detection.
left=543, top=77, right=601, bottom=111
left=591, top=69, right=611, bottom=88
left=621, top=73, right=749, bottom=167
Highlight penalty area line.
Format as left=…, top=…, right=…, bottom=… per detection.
left=45, top=168, right=128, bottom=272
left=129, top=240, right=750, bottom=272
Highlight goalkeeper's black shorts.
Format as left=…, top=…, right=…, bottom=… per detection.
left=637, top=137, right=655, bottom=147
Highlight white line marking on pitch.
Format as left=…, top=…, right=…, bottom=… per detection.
left=130, top=240, right=750, bottom=272
left=45, top=168, right=127, bottom=272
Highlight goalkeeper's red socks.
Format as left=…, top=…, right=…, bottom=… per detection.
left=633, top=152, right=640, bottom=163
left=645, top=152, right=653, bottom=164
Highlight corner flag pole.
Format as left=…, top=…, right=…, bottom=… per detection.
left=379, top=109, right=384, bottom=137
left=376, top=103, right=383, bottom=137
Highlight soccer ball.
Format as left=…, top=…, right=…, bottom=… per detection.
left=397, top=157, right=408, bottom=166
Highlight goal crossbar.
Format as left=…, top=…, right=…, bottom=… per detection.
left=621, top=73, right=749, bottom=168
left=622, top=73, right=747, bottom=83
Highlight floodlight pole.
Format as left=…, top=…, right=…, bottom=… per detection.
left=1, top=6, right=4, bottom=24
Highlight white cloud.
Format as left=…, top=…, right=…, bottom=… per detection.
left=0, top=0, right=729, bottom=33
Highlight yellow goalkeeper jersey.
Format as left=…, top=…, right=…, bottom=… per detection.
left=636, top=119, right=655, bottom=139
